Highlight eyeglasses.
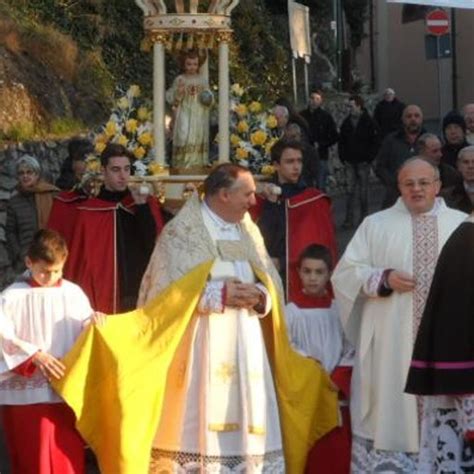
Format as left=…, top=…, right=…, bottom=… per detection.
left=399, top=178, right=439, bottom=189
left=18, top=169, right=36, bottom=176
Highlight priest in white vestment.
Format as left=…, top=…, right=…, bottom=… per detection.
left=138, top=163, right=338, bottom=474
left=332, top=157, right=467, bottom=473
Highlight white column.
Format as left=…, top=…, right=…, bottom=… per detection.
left=292, top=56, right=297, bottom=103
left=218, top=33, right=230, bottom=163
left=153, top=39, right=166, bottom=165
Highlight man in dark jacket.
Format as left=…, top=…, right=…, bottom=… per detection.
left=442, top=145, right=474, bottom=214
left=373, top=88, right=405, bottom=140
left=416, top=133, right=462, bottom=191
left=375, top=104, right=425, bottom=208
left=300, top=89, right=338, bottom=191
left=441, top=111, right=469, bottom=168
left=338, top=95, right=379, bottom=227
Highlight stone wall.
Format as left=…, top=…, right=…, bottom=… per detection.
left=0, top=140, right=68, bottom=288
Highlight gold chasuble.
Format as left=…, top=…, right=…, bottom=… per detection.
left=53, top=195, right=338, bottom=474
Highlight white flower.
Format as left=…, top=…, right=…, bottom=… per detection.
left=133, top=160, right=148, bottom=177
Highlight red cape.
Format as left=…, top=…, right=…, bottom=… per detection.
left=290, top=286, right=334, bottom=309
left=252, top=187, right=337, bottom=301
left=47, top=190, right=88, bottom=244
left=65, top=194, right=163, bottom=313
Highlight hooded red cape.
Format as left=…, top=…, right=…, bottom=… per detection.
left=251, top=187, right=337, bottom=301
left=47, top=190, right=88, bottom=243
left=64, top=194, right=163, bottom=313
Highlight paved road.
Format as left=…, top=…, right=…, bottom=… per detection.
left=331, top=181, right=385, bottom=255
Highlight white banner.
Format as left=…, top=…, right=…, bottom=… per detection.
left=388, top=0, right=474, bottom=8
left=288, top=0, right=311, bottom=62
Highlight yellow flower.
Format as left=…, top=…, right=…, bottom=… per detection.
left=105, top=121, right=117, bottom=137
left=265, top=138, right=278, bottom=156
left=230, top=134, right=241, bottom=147
left=117, top=97, right=129, bottom=110
left=138, top=132, right=152, bottom=146
left=235, top=104, right=248, bottom=118
left=148, top=161, right=165, bottom=176
left=125, top=119, right=138, bottom=133
left=137, top=106, right=149, bottom=121
left=134, top=146, right=146, bottom=159
left=237, top=120, right=249, bottom=133
left=261, top=164, right=275, bottom=176
left=266, top=115, right=278, bottom=129
left=249, top=101, right=262, bottom=113
left=235, top=147, right=249, bottom=160
left=87, top=160, right=101, bottom=172
left=250, top=130, right=267, bottom=146
left=231, top=83, right=245, bottom=97
left=128, top=85, right=141, bottom=97
left=117, top=135, right=128, bottom=146
left=95, top=141, right=107, bottom=154
left=95, top=133, right=107, bottom=144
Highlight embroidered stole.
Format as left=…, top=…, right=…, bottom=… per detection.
left=412, top=214, right=438, bottom=341
left=412, top=213, right=438, bottom=422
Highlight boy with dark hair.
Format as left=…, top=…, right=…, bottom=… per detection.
left=285, top=244, right=353, bottom=473
left=99, top=143, right=135, bottom=167
left=57, top=143, right=164, bottom=313
left=251, top=139, right=337, bottom=300
left=0, top=229, right=104, bottom=474
left=297, top=242, right=333, bottom=271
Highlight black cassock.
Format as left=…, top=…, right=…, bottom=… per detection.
left=406, top=220, right=474, bottom=396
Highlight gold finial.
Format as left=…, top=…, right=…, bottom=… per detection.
left=216, top=30, right=233, bottom=44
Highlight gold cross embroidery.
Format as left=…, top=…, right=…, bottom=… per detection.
left=215, top=362, right=236, bottom=383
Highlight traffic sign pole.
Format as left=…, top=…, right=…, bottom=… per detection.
left=426, top=8, right=450, bottom=124
left=436, top=36, right=442, bottom=127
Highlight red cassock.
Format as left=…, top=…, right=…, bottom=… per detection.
left=251, top=188, right=337, bottom=301
left=47, top=190, right=87, bottom=244
left=304, top=367, right=352, bottom=474
left=3, top=357, right=85, bottom=474
left=2, top=403, right=85, bottom=474
left=64, top=194, right=163, bottom=313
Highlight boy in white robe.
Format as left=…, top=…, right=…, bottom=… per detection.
left=0, top=229, right=104, bottom=474
left=285, top=244, right=354, bottom=473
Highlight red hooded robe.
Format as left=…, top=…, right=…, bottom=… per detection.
left=64, top=193, right=163, bottom=313
left=251, top=187, right=337, bottom=301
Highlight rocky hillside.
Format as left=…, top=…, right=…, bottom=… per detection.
left=0, top=0, right=297, bottom=143
left=0, top=3, right=115, bottom=140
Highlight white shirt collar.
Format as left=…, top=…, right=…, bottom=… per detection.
left=202, top=200, right=239, bottom=232
left=397, top=196, right=444, bottom=217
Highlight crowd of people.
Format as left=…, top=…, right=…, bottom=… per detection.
left=1, top=87, right=474, bottom=474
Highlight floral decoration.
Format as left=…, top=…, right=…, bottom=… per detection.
left=84, top=85, right=164, bottom=184
left=228, top=83, right=281, bottom=174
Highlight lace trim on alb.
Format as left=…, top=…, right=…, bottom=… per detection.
left=149, top=448, right=285, bottom=473
left=351, top=435, right=417, bottom=474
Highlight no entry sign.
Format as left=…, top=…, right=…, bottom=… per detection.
left=426, top=9, right=450, bottom=36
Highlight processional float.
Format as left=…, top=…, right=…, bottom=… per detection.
left=134, top=0, right=241, bottom=208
